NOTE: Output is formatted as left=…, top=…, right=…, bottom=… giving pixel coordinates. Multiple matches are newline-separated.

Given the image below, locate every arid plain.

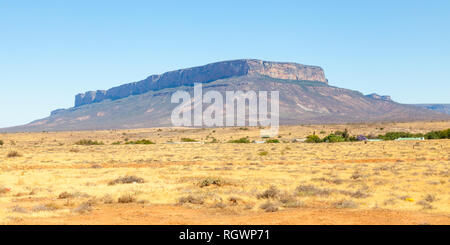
left=0, top=121, right=449, bottom=225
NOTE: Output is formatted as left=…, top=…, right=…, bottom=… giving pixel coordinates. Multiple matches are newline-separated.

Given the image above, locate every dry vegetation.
left=0, top=121, right=449, bottom=225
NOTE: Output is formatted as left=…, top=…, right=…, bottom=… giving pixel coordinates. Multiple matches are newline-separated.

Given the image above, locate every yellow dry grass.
left=0, top=121, right=449, bottom=225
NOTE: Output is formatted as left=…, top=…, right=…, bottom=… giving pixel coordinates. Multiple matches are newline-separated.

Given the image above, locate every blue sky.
left=1, top=0, right=449, bottom=128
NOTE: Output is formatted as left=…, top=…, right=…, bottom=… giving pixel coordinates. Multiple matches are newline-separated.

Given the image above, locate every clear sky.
left=1, top=0, right=449, bottom=128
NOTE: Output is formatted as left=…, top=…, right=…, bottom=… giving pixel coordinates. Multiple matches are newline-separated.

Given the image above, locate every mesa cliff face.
left=3, top=58, right=448, bottom=133
left=75, top=59, right=327, bottom=107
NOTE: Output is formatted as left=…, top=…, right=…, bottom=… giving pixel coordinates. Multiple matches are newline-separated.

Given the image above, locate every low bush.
left=0, top=140, right=3, bottom=146
left=228, top=138, right=251, bottom=143
left=357, top=135, right=367, bottom=141
left=178, top=195, right=204, bottom=205
left=258, top=151, right=269, bottom=156
left=72, top=202, right=93, bottom=214
left=322, top=134, right=345, bottom=143
left=377, top=132, right=424, bottom=141
left=108, top=176, right=145, bottom=185
left=424, top=128, right=450, bottom=139
left=296, top=185, right=331, bottom=197
left=181, top=138, right=197, bottom=142
left=305, top=135, right=321, bottom=143
left=125, top=139, right=155, bottom=144
left=7, top=151, right=22, bottom=158
left=58, top=192, right=74, bottom=199
left=260, top=201, right=279, bottom=212
left=118, top=194, right=136, bottom=203
left=333, top=200, right=359, bottom=209
left=199, top=178, right=224, bottom=188
left=75, top=139, right=104, bottom=145
left=32, top=203, right=60, bottom=212
left=265, top=139, right=280, bottom=143
left=257, top=186, right=280, bottom=199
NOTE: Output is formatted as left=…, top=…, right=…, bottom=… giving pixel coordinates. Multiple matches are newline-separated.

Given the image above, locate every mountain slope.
left=411, top=104, right=450, bottom=115
left=3, top=72, right=449, bottom=132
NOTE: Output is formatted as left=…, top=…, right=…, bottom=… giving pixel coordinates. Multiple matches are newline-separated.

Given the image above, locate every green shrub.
left=334, top=129, right=350, bottom=139
left=228, top=138, right=251, bottom=143
left=111, top=141, right=121, bottom=145
left=425, top=129, right=450, bottom=139
left=323, top=134, right=345, bottom=143
left=305, top=135, right=322, bottom=143
left=377, top=132, right=424, bottom=140
left=265, top=139, right=280, bottom=143
left=258, top=151, right=269, bottom=156
left=181, top=138, right=197, bottom=142
left=125, top=139, right=155, bottom=144
left=75, top=139, right=104, bottom=145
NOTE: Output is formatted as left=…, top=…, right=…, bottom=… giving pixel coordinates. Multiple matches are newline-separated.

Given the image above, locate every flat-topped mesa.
left=74, top=59, right=327, bottom=107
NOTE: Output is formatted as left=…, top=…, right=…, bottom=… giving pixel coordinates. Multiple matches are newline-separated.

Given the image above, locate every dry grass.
left=0, top=121, right=449, bottom=224
left=108, top=176, right=145, bottom=185
left=6, top=151, right=21, bottom=158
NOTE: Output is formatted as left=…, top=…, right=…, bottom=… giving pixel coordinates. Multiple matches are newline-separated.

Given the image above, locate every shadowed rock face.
left=74, top=59, right=327, bottom=107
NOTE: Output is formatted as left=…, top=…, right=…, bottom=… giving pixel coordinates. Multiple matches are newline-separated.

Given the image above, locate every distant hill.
left=411, top=104, right=450, bottom=115
left=2, top=59, right=449, bottom=132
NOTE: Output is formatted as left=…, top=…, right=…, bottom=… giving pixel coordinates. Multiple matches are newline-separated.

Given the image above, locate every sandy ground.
left=9, top=204, right=450, bottom=225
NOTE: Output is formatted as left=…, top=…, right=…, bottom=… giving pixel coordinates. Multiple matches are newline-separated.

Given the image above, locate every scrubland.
left=0, top=121, right=449, bottom=225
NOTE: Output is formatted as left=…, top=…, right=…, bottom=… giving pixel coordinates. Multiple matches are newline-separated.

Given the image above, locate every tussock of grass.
left=58, top=192, right=74, bottom=199
left=72, top=202, right=93, bottom=213
left=11, top=205, right=27, bottom=213
left=199, top=177, right=224, bottom=188
left=101, top=194, right=114, bottom=204
left=257, top=186, right=280, bottom=199
left=178, top=195, right=204, bottom=205
left=258, top=151, right=269, bottom=156
left=108, top=176, right=145, bottom=185
left=32, top=203, right=60, bottom=212
left=118, top=194, right=136, bottom=203
left=57, top=191, right=89, bottom=199
left=7, top=151, right=22, bottom=158
left=334, top=200, right=359, bottom=209
left=296, top=185, right=331, bottom=197
left=260, top=201, right=279, bottom=212
left=417, top=200, right=433, bottom=210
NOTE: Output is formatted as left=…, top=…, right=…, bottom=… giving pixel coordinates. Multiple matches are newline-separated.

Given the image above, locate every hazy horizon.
left=1, top=0, right=450, bottom=128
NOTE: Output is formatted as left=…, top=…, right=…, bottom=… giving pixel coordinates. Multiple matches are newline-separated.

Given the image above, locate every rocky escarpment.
left=365, top=93, right=392, bottom=102
left=75, top=59, right=327, bottom=107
